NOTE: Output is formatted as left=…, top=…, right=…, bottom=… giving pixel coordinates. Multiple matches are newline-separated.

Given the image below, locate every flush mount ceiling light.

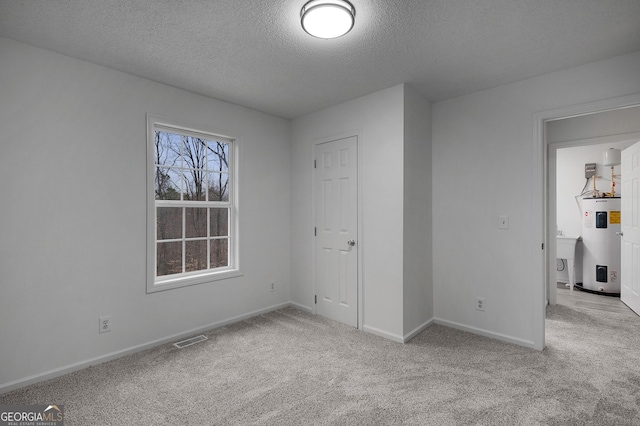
left=301, top=0, right=356, bottom=39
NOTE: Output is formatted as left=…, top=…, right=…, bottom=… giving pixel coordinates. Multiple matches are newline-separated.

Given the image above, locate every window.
left=147, top=115, right=239, bottom=292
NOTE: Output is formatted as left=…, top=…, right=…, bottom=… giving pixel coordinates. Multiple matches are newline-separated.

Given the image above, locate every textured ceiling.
left=1, top=0, right=640, bottom=119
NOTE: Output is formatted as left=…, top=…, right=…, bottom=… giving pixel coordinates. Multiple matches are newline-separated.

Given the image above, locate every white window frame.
left=146, top=114, right=241, bottom=293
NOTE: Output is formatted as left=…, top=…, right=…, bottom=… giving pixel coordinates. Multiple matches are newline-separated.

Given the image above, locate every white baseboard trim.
left=0, top=302, right=291, bottom=395
left=434, top=318, right=537, bottom=350
left=289, top=301, right=312, bottom=313
left=403, top=318, right=434, bottom=343
left=362, top=325, right=404, bottom=343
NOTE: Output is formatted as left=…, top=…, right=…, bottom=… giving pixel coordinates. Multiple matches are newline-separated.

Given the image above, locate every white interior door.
left=314, top=136, right=358, bottom=327
left=621, top=141, right=640, bottom=315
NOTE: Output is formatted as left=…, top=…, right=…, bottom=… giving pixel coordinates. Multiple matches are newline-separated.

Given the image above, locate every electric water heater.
left=581, top=197, right=621, bottom=295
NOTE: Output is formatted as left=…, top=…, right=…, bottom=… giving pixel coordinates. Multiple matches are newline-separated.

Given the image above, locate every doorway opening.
left=552, top=140, right=636, bottom=305
left=539, top=95, right=640, bottom=348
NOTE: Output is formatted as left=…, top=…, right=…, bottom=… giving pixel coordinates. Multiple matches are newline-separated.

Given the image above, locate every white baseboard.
left=362, top=325, right=404, bottom=343
left=403, top=318, right=434, bottom=343
left=0, top=302, right=291, bottom=395
left=434, top=318, right=537, bottom=349
left=1, top=306, right=540, bottom=394
left=364, top=319, right=434, bottom=344
left=289, top=301, right=312, bottom=313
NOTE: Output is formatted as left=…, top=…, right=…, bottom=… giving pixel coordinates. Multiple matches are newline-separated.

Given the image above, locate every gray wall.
left=547, top=105, right=640, bottom=143
left=3, top=34, right=640, bottom=391
left=403, top=85, right=433, bottom=336
left=0, top=38, right=292, bottom=391
left=291, top=84, right=433, bottom=342
left=432, top=51, right=640, bottom=349
left=291, top=85, right=406, bottom=340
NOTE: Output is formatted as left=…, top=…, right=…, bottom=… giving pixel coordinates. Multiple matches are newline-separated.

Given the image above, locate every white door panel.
left=314, top=136, right=358, bottom=327
left=621, top=141, right=640, bottom=315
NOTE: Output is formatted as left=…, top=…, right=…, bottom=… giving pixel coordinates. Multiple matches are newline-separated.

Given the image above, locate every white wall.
left=0, top=38, right=291, bottom=391
left=403, top=86, right=433, bottom=336
left=3, top=36, right=639, bottom=393
left=432, top=51, right=640, bottom=349
left=291, top=84, right=433, bottom=342
left=291, top=84, right=406, bottom=339
left=547, top=105, right=640, bottom=144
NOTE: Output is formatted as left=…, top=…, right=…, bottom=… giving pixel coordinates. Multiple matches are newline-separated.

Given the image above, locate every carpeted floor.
left=2, top=297, right=639, bottom=425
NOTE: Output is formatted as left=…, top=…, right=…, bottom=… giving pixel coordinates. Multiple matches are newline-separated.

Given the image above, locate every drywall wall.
left=432, top=50, right=640, bottom=349
left=290, top=84, right=433, bottom=342
left=0, top=38, right=291, bottom=391
left=547, top=105, right=640, bottom=144
left=402, top=85, right=433, bottom=337
left=291, top=84, right=406, bottom=340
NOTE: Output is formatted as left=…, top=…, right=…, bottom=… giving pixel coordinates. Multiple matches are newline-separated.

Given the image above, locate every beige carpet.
left=2, top=301, right=639, bottom=425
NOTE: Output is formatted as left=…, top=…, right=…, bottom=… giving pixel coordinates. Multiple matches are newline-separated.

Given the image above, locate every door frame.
left=311, top=131, right=364, bottom=329
left=533, top=92, right=640, bottom=350
left=620, top=141, right=640, bottom=315
left=548, top=134, right=640, bottom=300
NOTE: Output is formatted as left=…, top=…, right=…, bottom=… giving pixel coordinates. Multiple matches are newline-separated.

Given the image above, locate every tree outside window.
left=148, top=118, right=237, bottom=291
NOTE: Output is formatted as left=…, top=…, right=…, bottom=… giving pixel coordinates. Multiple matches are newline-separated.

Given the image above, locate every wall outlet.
left=269, top=281, right=275, bottom=292
left=99, top=315, right=111, bottom=333
left=476, top=298, right=485, bottom=312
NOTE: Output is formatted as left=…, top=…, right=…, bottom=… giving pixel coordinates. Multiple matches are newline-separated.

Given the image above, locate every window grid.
left=151, top=120, right=235, bottom=286
left=155, top=205, right=231, bottom=277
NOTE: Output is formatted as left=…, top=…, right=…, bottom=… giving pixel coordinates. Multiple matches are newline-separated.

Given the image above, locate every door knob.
left=347, top=240, right=356, bottom=247
left=616, top=232, right=624, bottom=237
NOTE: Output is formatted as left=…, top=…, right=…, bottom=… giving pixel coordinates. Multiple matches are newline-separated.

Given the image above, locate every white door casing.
left=314, top=136, right=358, bottom=327
left=621, top=141, right=640, bottom=315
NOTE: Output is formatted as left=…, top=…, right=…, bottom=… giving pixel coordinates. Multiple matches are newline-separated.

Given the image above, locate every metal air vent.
left=173, top=335, right=208, bottom=349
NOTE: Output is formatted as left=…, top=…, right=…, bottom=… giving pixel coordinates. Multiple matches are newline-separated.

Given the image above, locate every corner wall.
left=291, top=84, right=433, bottom=342
left=432, top=51, right=640, bottom=348
left=291, top=85, right=406, bottom=339
left=403, top=85, right=433, bottom=338
left=0, top=38, right=291, bottom=391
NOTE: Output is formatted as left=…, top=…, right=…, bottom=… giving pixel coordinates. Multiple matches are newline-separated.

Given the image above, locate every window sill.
left=147, top=268, right=243, bottom=293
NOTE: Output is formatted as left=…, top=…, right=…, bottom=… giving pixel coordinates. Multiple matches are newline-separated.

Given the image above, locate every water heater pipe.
left=591, top=174, right=600, bottom=198
left=607, top=166, right=620, bottom=197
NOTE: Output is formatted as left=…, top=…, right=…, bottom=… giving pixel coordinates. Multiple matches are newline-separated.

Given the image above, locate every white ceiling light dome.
left=301, top=0, right=356, bottom=39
